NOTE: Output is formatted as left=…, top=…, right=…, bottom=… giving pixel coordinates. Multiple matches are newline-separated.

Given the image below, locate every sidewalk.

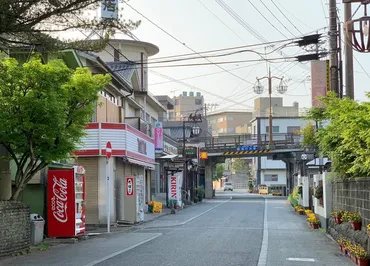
left=265, top=199, right=353, bottom=266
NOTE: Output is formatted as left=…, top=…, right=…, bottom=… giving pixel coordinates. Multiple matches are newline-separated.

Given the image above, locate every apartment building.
left=74, top=40, right=167, bottom=225
left=169, top=91, right=204, bottom=121
left=253, top=97, right=299, bottom=117
left=207, top=111, right=253, bottom=136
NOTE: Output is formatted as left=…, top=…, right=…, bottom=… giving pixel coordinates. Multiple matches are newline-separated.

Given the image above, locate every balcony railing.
left=125, top=117, right=153, bottom=137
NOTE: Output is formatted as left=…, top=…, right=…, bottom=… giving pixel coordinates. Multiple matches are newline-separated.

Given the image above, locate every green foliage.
left=195, top=185, right=205, bottom=201
left=1, top=1, right=140, bottom=51
left=313, top=92, right=370, bottom=178
left=0, top=56, right=111, bottom=199
left=232, top=158, right=251, bottom=176
left=301, top=123, right=317, bottom=148
left=214, top=164, right=224, bottom=181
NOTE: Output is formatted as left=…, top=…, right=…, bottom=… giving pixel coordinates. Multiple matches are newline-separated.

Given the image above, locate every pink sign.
left=311, top=60, right=329, bottom=106
left=154, top=122, right=163, bottom=153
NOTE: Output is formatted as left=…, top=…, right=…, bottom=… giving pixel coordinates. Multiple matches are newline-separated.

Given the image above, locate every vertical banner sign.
left=100, top=0, right=118, bottom=20
left=326, top=60, right=331, bottom=92
left=169, top=176, right=177, bottom=200
left=311, top=60, right=328, bottom=107
left=106, top=141, right=112, bottom=233
left=154, top=121, right=163, bottom=153
left=126, top=177, right=134, bottom=196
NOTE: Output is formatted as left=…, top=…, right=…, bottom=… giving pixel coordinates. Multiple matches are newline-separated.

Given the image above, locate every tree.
left=232, top=158, right=251, bottom=176
left=301, top=123, right=317, bottom=148
left=0, top=56, right=111, bottom=200
left=214, top=164, right=225, bottom=181
left=0, top=0, right=140, bottom=51
left=314, top=92, right=370, bottom=179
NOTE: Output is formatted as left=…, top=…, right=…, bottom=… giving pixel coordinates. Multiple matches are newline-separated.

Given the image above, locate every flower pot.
left=334, top=216, right=343, bottom=224
left=351, top=221, right=362, bottom=231
left=357, top=257, right=369, bottom=266
left=299, top=211, right=305, bottom=215
left=312, top=223, right=319, bottom=229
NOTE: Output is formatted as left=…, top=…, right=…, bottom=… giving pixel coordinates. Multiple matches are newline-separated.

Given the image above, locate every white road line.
left=257, top=198, right=268, bottom=266
left=287, top=258, right=315, bottom=262
left=83, top=233, right=162, bottom=266
left=179, top=197, right=232, bottom=225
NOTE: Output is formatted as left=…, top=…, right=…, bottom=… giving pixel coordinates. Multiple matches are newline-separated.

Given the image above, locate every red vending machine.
left=47, top=165, right=86, bottom=237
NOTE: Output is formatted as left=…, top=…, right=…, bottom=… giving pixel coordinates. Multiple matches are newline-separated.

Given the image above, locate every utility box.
left=30, top=214, right=45, bottom=245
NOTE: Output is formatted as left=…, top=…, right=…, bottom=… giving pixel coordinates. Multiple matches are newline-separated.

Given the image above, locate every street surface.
left=1, top=190, right=352, bottom=266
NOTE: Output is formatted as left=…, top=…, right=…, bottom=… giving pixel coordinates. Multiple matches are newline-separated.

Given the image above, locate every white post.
left=106, top=158, right=111, bottom=233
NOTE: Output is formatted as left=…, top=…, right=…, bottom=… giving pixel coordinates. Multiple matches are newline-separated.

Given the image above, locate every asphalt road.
left=96, top=191, right=264, bottom=266
left=1, top=189, right=353, bottom=266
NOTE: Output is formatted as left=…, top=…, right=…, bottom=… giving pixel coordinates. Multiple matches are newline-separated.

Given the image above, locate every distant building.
left=169, top=91, right=204, bottom=121
left=253, top=97, right=299, bottom=117
left=207, top=111, right=253, bottom=136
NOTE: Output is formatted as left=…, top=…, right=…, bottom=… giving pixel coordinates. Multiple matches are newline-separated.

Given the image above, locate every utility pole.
left=344, top=2, right=355, bottom=99
left=254, top=68, right=287, bottom=146
left=329, top=0, right=339, bottom=95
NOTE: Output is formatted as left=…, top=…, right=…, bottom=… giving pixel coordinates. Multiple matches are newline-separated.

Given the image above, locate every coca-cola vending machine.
left=47, top=165, right=86, bottom=237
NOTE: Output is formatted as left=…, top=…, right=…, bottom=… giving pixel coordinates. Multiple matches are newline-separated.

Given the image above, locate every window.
left=212, top=130, right=216, bottom=135
left=168, top=112, right=174, bottom=120
left=175, top=99, right=179, bottom=105
left=227, top=128, right=234, bottom=133
left=266, top=126, right=279, bottom=133
left=264, top=174, right=278, bottom=182
left=287, top=126, right=301, bottom=135
left=227, top=116, right=233, bottom=121
left=114, top=49, right=121, bottom=62
left=99, top=90, right=117, bottom=105
left=217, top=117, right=224, bottom=123
left=217, top=128, right=224, bottom=133
left=195, top=99, right=202, bottom=105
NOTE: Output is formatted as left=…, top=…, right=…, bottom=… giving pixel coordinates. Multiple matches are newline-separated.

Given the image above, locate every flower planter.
left=334, top=216, right=343, bottom=224
left=351, top=221, right=362, bottom=231
left=357, top=257, right=369, bottom=266
left=311, top=223, right=319, bottom=229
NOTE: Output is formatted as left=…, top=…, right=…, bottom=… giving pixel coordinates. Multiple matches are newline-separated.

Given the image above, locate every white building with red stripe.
left=73, top=40, right=166, bottom=225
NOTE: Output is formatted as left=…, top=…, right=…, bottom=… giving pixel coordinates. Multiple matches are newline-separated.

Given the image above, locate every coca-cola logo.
left=51, top=176, right=68, bottom=223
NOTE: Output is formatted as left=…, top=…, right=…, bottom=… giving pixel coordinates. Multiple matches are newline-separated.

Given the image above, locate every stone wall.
left=0, top=201, right=31, bottom=257
left=328, top=178, right=370, bottom=253
left=332, top=178, right=370, bottom=228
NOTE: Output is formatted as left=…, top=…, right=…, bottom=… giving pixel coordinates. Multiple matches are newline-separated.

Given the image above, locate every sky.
left=84, top=0, right=370, bottom=112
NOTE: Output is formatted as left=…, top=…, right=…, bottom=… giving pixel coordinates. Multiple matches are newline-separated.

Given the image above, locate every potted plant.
left=195, top=186, right=205, bottom=202
left=355, top=245, right=369, bottom=266
left=314, top=184, right=323, bottom=205
left=337, top=237, right=345, bottom=253
left=306, top=215, right=320, bottom=229
left=350, top=212, right=362, bottom=230
left=194, top=196, right=199, bottom=203
left=332, top=210, right=343, bottom=224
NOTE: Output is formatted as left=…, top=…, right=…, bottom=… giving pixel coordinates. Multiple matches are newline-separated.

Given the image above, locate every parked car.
left=224, top=182, right=233, bottom=191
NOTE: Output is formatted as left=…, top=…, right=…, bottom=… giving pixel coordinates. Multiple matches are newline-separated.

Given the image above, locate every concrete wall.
left=0, top=201, right=31, bottom=257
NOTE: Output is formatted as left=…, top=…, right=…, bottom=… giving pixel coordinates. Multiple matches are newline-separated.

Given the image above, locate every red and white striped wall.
left=74, top=123, right=155, bottom=164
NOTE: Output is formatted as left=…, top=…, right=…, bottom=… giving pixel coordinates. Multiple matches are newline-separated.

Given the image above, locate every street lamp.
left=254, top=68, right=288, bottom=146
left=182, top=114, right=202, bottom=202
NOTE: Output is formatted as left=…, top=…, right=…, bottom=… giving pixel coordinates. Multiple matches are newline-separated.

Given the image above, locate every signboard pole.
left=106, top=141, right=112, bottom=233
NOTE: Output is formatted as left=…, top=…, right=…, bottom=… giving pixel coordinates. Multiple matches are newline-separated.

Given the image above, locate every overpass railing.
left=197, top=133, right=303, bottom=152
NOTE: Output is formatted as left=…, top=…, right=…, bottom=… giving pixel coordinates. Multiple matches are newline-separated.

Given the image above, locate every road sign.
left=106, top=141, right=112, bottom=159
left=200, top=151, right=208, bottom=160
left=236, top=145, right=258, bottom=151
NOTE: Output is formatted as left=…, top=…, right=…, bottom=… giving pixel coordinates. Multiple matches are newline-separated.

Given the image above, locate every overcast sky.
left=85, top=1, right=370, bottom=111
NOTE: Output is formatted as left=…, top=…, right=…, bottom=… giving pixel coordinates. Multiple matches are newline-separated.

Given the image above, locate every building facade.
left=207, top=111, right=253, bottom=136
left=74, top=40, right=167, bottom=225
left=253, top=97, right=299, bottom=117
left=169, top=91, right=204, bottom=121
left=250, top=116, right=308, bottom=190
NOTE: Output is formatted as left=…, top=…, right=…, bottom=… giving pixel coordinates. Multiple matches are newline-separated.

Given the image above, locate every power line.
left=124, top=1, right=257, bottom=85
left=259, top=0, right=296, bottom=37
left=196, top=0, right=248, bottom=44
left=149, top=62, right=265, bottom=86
left=270, top=0, right=304, bottom=35
left=247, top=0, right=290, bottom=39
left=273, top=1, right=315, bottom=31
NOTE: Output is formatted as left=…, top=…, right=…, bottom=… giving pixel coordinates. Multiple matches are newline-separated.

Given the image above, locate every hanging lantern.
left=253, top=80, right=264, bottom=94
left=345, top=1, right=370, bottom=52
left=276, top=80, right=288, bottom=94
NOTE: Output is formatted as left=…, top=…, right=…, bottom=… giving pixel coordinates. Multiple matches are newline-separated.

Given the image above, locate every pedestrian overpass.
left=198, top=133, right=305, bottom=199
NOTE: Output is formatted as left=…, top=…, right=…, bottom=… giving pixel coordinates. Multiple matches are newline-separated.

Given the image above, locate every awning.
left=126, top=157, right=156, bottom=170
left=159, top=154, right=178, bottom=160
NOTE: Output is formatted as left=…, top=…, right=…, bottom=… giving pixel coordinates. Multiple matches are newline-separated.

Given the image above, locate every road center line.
left=257, top=198, right=268, bottom=266
left=180, top=197, right=232, bottom=225
left=83, top=233, right=162, bottom=266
